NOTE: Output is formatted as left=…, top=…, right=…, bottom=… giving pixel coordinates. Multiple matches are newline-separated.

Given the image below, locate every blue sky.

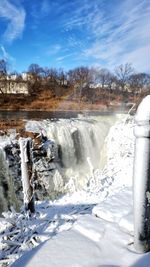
left=0, top=0, right=150, bottom=73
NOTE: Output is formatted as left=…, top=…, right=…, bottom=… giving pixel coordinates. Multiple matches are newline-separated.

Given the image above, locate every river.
left=0, top=110, right=119, bottom=120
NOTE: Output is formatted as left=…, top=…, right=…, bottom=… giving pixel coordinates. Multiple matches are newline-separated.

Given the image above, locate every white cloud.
left=0, top=0, right=26, bottom=43
left=46, top=44, right=62, bottom=56
left=121, top=44, right=150, bottom=73
left=63, top=0, right=103, bottom=30
left=60, top=0, right=150, bottom=72
left=56, top=53, right=74, bottom=62
left=0, top=45, right=9, bottom=59
left=82, top=0, right=150, bottom=71
left=0, top=45, right=16, bottom=71
left=31, top=0, right=51, bottom=20
left=41, top=0, right=51, bottom=16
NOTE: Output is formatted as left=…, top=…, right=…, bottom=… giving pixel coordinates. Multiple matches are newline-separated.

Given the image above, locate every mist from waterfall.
left=47, top=118, right=110, bottom=174
left=25, top=115, right=117, bottom=192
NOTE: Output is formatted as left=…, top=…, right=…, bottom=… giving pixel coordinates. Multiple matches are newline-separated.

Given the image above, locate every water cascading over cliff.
left=0, top=115, right=117, bottom=213
left=47, top=119, right=106, bottom=169
left=25, top=116, right=116, bottom=195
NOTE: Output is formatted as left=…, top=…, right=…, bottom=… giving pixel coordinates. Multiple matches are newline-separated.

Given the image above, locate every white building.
left=0, top=78, right=28, bottom=94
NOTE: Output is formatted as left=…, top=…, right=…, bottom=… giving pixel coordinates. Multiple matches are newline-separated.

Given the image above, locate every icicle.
left=19, top=137, right=35, bottom=214
left=87, top=157, right=94, bottom=179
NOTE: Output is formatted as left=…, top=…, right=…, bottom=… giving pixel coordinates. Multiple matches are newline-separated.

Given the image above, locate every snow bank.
left=11, top=187, right=144, bottom=267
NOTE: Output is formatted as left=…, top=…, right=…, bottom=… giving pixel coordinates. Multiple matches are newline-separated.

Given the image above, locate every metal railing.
left=133, top=95, right=150, bottom=252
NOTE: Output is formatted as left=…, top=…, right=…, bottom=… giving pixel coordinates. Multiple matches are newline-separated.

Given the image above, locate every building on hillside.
left=21, top=72, right=33, bottom=81
left=7, top=74, right=18, bottom=80
left=89, top=82, right=116, bottom=90
left=0, top=78, right=28, bottom=94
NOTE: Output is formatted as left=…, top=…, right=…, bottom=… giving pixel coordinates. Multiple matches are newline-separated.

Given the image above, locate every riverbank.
left=0, top=118, right=25, bottom=131
left=0, top=87, right=140, bottom=113
left=0, top=99, right=126, bottom=112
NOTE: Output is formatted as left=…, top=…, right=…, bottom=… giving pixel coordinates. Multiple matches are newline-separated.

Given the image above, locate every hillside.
left=0, top=88, right=146, bottom=112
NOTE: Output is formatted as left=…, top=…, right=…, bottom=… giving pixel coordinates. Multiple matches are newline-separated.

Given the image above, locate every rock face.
left=0, top=132, right=64, bottom=213
left=0, top=149, right=10, bottom=214
left=31, top=136, right=64, bottom=200
left=3, top=142, right=22, bottom=211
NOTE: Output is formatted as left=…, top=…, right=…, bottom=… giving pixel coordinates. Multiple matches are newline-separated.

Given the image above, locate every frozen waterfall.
left=25, top=116, right=117, bottom=193
left=0, top=115, right=117, bottom=214
left=46, top=118, right=109, bottom=169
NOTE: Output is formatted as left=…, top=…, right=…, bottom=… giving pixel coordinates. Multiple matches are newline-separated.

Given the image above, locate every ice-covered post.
left=134, top=95, right=150, bottom=253
left=19, top=137, right=35, bottom=214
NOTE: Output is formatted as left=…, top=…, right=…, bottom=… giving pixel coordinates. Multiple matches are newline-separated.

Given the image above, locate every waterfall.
left=46, top=118, right=110, bottom=169
left=0, top=115, right=117, bottom=213
left=36, top=116, right=116, bottom=192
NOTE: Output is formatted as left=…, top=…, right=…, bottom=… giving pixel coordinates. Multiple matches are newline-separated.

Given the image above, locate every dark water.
left=0, top=110, right=112, bottom=120
left=0, top=110, right=122, bottom=121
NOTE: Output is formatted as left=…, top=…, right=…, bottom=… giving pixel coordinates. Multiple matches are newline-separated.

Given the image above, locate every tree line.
left=0, top=59, right=150, bottom=102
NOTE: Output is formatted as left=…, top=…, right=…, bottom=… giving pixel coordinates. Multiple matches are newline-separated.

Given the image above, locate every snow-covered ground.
left=1, top=116, right=150, bottom=267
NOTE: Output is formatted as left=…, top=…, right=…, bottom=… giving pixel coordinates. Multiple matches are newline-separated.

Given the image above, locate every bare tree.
left=68, top=66, right=91, bottom=102
left=41, top=67, right=65, bottom=97
left=94, top=68, right=116, bottom=90
left=57, top=69, right=67, bottom=86
left=129, top=73, right=150, bottom=94
left=115, top=63, right=134, bottom=91
left=0, top=59, right=8, bottom=76
left=68, top=66, right=91, bottom=85
left=28, top=64, right=43, bottom=81
left=94, top=68, right=111, bottom=89
left=0, top=59, right=8, bottom=94
left=27, top=64, right=43, bottom=94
